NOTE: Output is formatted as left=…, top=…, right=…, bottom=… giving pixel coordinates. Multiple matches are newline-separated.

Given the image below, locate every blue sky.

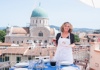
left=0, top=0, right=100, bottom=29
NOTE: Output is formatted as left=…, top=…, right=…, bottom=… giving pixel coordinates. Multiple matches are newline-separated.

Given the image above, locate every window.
left=43, top=20, right=45, bottom=23
left=13, top=41, right=14, bottom=43
left=0, top=58, right=2, bottom=62
left=16, top=57, right=21, bottom=63
left=36, top=20, right=37, bottom=23
left=95, top=43, right=100, bottom=52
left=44, top=40, right=47, bottom=43
left=38, top=31, right=43, bottom=37
left=2, top=57, right=4, bottom=62
left=40, top=20, right=41, bottom=23
left=17, top=41, right=19, bottom=44
left=46, top=20, right=48, bottom=24
left=39, top=40, right=42, bottom=43
left=99, top=44, right=100, bottom=50
left=21, top=41, right=23, bottom=43
left=33, top=20, right=34, bottom=23
left=93, top=36, right=96, bottom=38
left=28, top=57, right=32, bottom=60
left=5, top=56, right=9, bottom=61
left=5, top=68, right=9, bottom=70
left=34, top=40, right=36, bottom=43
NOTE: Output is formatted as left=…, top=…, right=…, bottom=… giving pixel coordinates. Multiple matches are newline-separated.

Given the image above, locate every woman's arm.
left=54, top=33, right=61, bottom=47
left=70, top=33, right=76, bottom=48
left=69, top=43, right=76, bottom=48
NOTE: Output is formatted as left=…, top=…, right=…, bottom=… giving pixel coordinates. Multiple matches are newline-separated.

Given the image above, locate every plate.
left=14, top=62, right=29, bottom=68
left=15, top=68, right=28, bottom=70
left=61, top=66, right=78, bottom=70
left=43, top=59, right=50, bottom=63
left=60, top=61, right=72, bottom=65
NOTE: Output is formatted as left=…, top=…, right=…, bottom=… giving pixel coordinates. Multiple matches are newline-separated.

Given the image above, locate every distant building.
left=93, top=29, right=100, bottom=34
left=0, top=46, right=56, bottom=66
left=87, top=34, right=100, bottom=42
left=89, top=42, right=100, bottom=70
left=5, top=7, right=58, bottom=46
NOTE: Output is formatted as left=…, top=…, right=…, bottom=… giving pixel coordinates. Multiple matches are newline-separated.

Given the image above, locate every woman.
left=53, top=22, right=75, bottom=64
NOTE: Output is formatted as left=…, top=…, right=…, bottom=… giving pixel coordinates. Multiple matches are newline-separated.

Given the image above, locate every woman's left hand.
left=69, top=44, right=75, bottom=48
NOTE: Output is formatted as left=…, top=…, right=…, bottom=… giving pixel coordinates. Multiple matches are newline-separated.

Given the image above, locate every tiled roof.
left=80, top=38, right=87, bottom=39
left=2, top=46, right=56, bottom=56
left=0, top=50, right=4, bottom=55
left=0, top=43, right=12, bottom=46
left=87, top=34, right=100, bottom=36
left=3, top=47, right=28, bottom=55
left=24, top=47, right=48, bottom=56
left=12, top=27, right=29, bottom=34
left=24, top=47, right=56, bottom=56
left=50, top=28, right=55, bottom=35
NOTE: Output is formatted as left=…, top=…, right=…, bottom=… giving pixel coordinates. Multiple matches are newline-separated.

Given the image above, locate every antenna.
left=39, top=2, right=41, bottom=7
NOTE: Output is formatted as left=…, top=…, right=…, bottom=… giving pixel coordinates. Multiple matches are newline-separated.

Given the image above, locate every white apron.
left=53, top=33, right=73, bottom=64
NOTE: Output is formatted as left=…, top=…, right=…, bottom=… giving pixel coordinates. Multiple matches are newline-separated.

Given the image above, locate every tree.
left=74, top=34, right=80, bottom=42
left=0, top=30, right=6, bottom=42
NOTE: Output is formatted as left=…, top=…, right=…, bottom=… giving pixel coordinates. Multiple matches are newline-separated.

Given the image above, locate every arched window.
left=34, top=40, right=36, bottom=43
left=21, top=41, right=23, bottom=43
left=43, top=20, right=44, bottom=23
left=13, top=41, right=15, bottom=43
left=36, top=20, right=37, bottom=23
left=38, top=31, right=43, bottom=37
left=17, top=41, right=19, bottom=44
left=44, top=40, right=47, bottom=43
left=33, top=20, right=34, bottom=23
left=40, top=20, right=41, bottom=23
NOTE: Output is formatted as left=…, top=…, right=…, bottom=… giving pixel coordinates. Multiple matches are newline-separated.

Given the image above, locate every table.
left=44, top=63, right=79, bottom=70
left=9, top=62, right=80, bottom=70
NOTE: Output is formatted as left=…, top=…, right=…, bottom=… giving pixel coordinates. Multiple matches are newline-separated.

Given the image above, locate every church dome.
left=31, top=7, right=48, bottom=18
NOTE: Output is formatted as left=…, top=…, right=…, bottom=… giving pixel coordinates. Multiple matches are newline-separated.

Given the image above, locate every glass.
left=50, top=58, right=56, bottom=67
left=56, top=61, right=61, bottom=70
left=28, top=60, right=36, bottom=70
left=52, top=38, right=56, bottom=46
left=35, top=58, right=47, bottom=70
left=50, top=61, right=56, bottom=66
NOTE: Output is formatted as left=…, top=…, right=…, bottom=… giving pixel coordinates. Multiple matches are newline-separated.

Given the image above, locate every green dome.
left=31, top=7, right=48, bottom=18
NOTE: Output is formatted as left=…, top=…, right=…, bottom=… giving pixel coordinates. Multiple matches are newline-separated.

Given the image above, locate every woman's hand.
left=69, top=43, right=75, bottom=48
left=52, top=38, right=57, bottom=46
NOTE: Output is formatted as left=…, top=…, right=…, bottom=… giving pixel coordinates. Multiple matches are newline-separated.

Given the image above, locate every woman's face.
left=63, top=23, right=70, bottom=32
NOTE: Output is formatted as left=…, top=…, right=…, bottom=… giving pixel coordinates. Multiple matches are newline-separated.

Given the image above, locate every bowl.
left=50, top=61, right=56, bottom=66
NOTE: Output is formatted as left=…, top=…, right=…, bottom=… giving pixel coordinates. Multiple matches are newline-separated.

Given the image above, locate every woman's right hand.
left=52, top=38, right=57, bottom=46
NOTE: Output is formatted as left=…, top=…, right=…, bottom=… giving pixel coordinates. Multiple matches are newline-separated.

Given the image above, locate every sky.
left=0, top=0, right=100, bottom=29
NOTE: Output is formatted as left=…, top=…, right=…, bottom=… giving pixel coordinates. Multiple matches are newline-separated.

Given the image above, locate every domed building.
left=5, top=7, right=58, bottom=46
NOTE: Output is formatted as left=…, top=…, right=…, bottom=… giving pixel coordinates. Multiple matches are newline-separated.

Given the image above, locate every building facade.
left=89, top=42, right=100, bottom=70
left=5, top=7, right=58, bottom=46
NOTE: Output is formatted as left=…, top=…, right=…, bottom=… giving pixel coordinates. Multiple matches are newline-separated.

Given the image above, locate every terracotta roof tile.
left=87, top=34, right=100, bottom=36
left=0, top=50, right=3, bottom=55
left=3, top=47, right=28, bottom=55
left=0, top=43, right=12, bottom=46
left=24, top=47, right=56, bottom=56
left=50, top=28, right=55, bottom=35
left=12, top=27, right=29, bottom=34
